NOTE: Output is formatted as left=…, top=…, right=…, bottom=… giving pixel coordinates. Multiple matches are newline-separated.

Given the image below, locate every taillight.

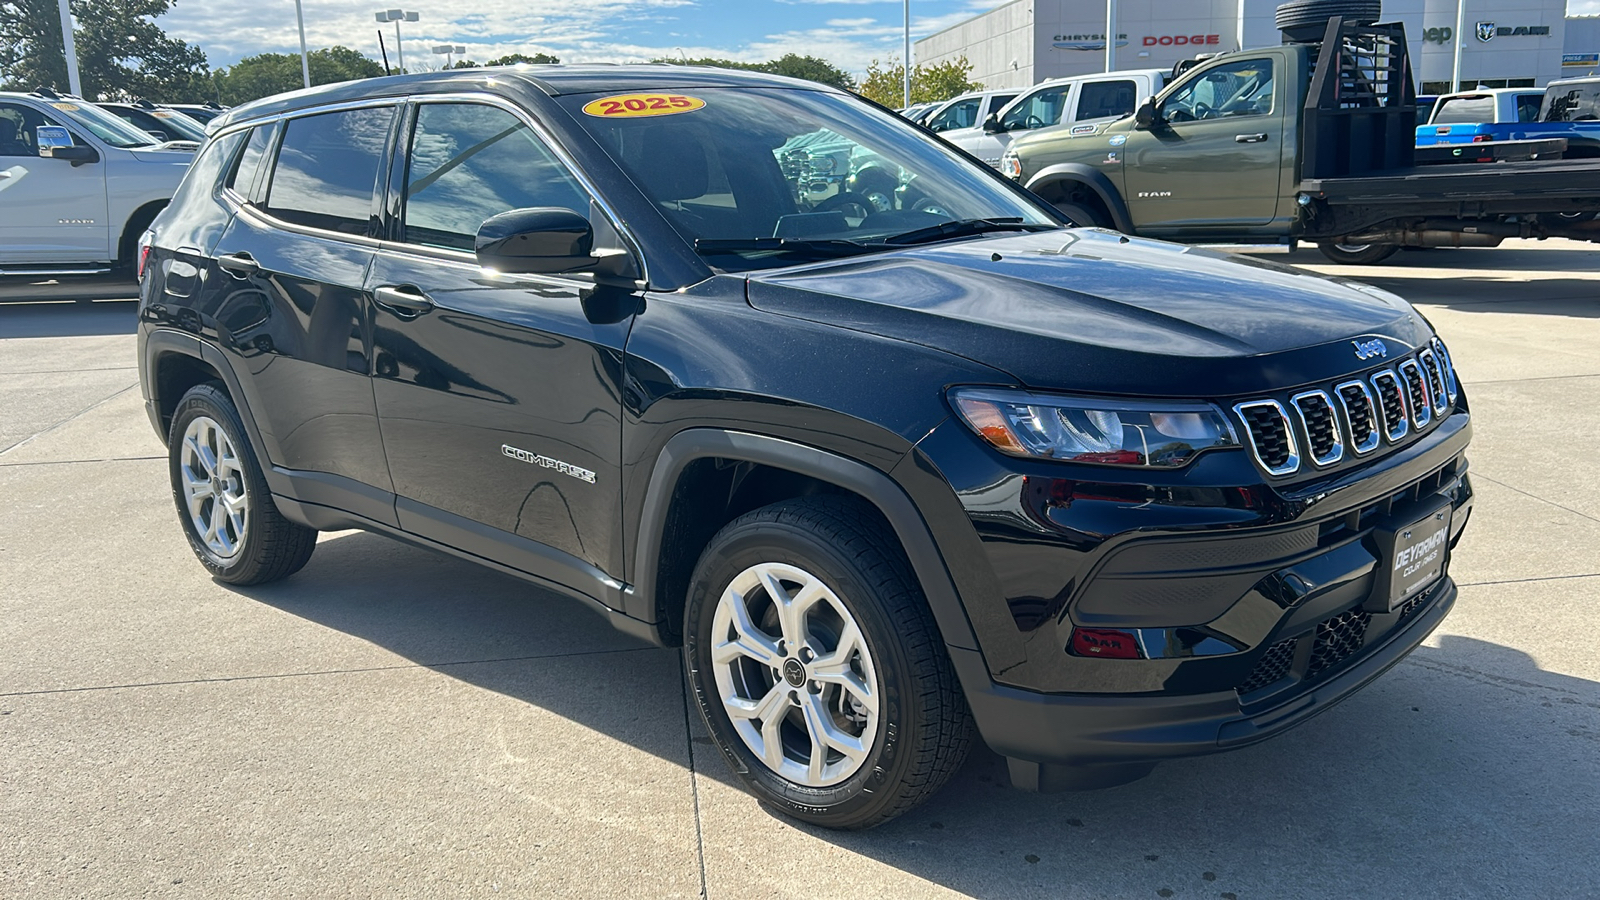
left=136, top=231, right=154, bottom=279
left=1069, top=627, right=1144, bottom=659
left=1472, top=134, right=1488, bottom=143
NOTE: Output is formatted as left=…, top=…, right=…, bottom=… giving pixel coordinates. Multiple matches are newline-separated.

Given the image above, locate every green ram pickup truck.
left=1001, top=17, right=1600, bottom=264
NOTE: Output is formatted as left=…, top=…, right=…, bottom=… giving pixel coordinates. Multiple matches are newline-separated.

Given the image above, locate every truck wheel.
left=168, top=383, right=317, bottom=585
left=1275, top=0, right=1381, bottom=40
left=683, top=496, right=972, bottom=830
left=1316, top=242, right=1400, bottom=265
left=1055, top=201, right=1109, bottom=229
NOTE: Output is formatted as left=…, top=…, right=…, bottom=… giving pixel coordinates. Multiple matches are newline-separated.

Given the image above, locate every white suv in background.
left=922, top=89, right=1019, bottom=137
left=0, top=90, right=193, bottom=276
left=941, top=69, right=1171, bottom=167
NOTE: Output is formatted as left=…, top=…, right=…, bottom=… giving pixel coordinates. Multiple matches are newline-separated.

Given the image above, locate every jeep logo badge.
left=1352, top=337, right=1388, bottom=360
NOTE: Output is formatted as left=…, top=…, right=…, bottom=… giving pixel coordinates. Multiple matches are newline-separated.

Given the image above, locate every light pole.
left=1452, top=0, right=1466, bottom=92
left=375, top=9, right=419, bottom=73
left=902, top=0, right=915, bottom=108
left=1105, top=0, right=1117, bottom=74
left=433, top=44, right=466, bottom=69
left=55, top=0, right=82, bottom=96
left=294, top=0, right=310, bottom=88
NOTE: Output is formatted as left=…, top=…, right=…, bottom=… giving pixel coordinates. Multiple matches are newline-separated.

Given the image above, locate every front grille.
left=1335, top=380, right=1380, bottom=454
left=1291, top=390, right=1343, bottom=466
left=1398, top=360, right=1433, bottom=429
left=1307, top=608, right=1372, bottom=679
left=1234, top=401, right=1299, bottom=475
left=1237, top=638, right=1298, bottom=694
left=1418, top=349, right=1449, bottom=416
left=1370, top=370, right=1410, bottom=442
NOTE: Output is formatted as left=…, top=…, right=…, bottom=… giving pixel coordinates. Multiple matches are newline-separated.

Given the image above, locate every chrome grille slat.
left=1418, top=348, right=1449, bottom=415
left=1431, top=337, right=1458, bottom=402
left=1232, top=400, right=1300, bottom=476
left=1334, top=379, right=1381, bottom=455
left=1398, top=359, right=1433, bottom=429
left=1290, top=389, right=1343, bottom=466
left=1369, top=369, right=1409, bottom=443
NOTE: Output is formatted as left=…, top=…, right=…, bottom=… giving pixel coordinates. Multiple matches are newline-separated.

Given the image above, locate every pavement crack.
left=0, top=381, right=140, bottom=456
left=1458, top=573, right=1600, bottom=588
left=1405, top=657, right=1600, bottom=709
left=1464, top=372, right=1600, bottom=387
left=680, top=665, right=711, bottom=900
left=0, top=454, right=164, bottom=468
left=0, top=646, right=660, bottom=698
left=1473, top=473, right=1600, bottom=526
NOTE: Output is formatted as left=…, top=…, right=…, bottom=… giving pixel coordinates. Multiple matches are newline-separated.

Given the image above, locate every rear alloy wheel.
left=1317, top=241, right=1400, bottom=265
left=168, top=383, right=317, bottom=585
left=685, top=497, right=972, bottom=829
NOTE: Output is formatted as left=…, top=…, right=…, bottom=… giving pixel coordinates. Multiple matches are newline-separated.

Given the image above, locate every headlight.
left=999, top=150, right=1021, bottom=179
left=950, top=388, right=1239, bottom=468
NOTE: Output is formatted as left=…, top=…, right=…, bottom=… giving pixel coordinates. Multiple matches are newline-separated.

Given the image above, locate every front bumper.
left=952, top=574, right=1454, bottom=771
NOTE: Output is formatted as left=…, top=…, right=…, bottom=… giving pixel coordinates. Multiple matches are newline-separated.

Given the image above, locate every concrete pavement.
left=2, top=240, right=1597, bottom=898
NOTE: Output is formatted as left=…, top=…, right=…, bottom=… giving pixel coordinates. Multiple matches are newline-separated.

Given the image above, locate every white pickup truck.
left=0, top=90, right=194, bottom=276
left=941, top=68, right=1170, bottom=167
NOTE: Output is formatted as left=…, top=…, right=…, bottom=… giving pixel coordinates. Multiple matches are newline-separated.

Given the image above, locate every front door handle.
left=217, top=253, right=260, bottom=276
left=1235, top=133, right=1269, bottom=143
left=373, top=284, right=435, bottom=315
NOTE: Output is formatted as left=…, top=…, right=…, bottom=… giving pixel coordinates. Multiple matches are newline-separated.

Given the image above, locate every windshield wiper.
left=693, top=237, right=877, bottom=259
left=878, top=217, right=1054, bottom=246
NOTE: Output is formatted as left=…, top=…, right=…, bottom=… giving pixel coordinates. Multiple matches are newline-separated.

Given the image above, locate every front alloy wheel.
left=710, top=562, right=880, bottom=788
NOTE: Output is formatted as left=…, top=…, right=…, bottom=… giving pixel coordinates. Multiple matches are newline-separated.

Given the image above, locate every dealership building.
left=916, top=0, right=1591, bottom=95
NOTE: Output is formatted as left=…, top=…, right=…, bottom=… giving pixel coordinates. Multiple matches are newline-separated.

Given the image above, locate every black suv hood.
left=746, top=229, right=1435, bottom=398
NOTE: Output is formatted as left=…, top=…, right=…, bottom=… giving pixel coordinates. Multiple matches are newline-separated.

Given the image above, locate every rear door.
left=1121, top=56, right=1284, bottom=230
left=206, top=104, right=398, bottom=522
left=0, top=100, right=110, bottom=265
left=367, top=97, right=638, bottom=591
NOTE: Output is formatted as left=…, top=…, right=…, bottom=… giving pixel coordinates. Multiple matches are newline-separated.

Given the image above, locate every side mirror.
left=36, top=125, right=98, bottom=165
left=1134, top=99, right=1159, bottom=130
left=475, top=207, right=637, bottom=281
left=982, top=113, right=1007, bottom=134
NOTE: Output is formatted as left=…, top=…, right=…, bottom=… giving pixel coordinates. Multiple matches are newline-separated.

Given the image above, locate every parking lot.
left=2, top=240, right=1597, bottom=899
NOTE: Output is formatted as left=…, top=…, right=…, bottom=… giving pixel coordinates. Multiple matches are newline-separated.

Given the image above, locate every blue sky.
left=161, top=0, right=1012, bottom=77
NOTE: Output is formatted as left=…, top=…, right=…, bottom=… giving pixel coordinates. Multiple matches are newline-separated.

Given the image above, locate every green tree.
left=485, top=52, right=559, bottom=66
left=858, top=56, right=982, bottom=107
left=650, top=53, right=853, bottom=91
left=0, top=0, right=210, bottom=102
left=213, top=46, right=384, bottom=105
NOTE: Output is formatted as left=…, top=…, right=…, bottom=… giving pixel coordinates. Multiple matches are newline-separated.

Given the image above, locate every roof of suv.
left=213, top=65, right=843, bottom=131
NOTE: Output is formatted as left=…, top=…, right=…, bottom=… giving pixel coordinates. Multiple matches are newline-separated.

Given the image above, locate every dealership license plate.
left=1387, top=506, right=1453, bottom=607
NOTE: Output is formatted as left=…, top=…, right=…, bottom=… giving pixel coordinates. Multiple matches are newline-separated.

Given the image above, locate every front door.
left=0, top=101, right=110, bottom=264
left=205, top=105, right=397, bottom=520
left=1121, top=56, right=1283, bottom=231
left=369, top=99, right=637, bottom=591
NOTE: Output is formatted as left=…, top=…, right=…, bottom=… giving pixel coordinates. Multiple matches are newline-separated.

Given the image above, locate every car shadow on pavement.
left=0, top=298, right=138, bottom=338
left=232, top=532, right=1600, bottom=899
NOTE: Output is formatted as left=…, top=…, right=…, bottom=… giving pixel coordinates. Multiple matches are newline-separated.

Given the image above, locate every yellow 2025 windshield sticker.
left=582, top=93, right=706, bottom=118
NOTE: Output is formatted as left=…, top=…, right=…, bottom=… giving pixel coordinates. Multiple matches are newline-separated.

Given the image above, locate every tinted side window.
left=402, top=103, right=589, bottom=251
left=928, top=99, right=980, bottom=131
left=0, top=103, right=34, bottom=156
left=1002, top=86, right=1070, bottom=130
left=1432, top=96, right=1494, bottom=125
left=1515, top=94, right=1543, bottom=123
left=1164, top=59, right=1274, bottom=122
left=227, top=125, right=272, bottom=197
left=1076, top=80, right=1138, bottom=120
left=265, top=107, right=393, bottom=234
left=1544, top=85, right=1600, bottom=122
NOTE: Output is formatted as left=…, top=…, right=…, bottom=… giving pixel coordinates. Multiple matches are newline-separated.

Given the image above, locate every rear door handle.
left=373, top=284, right=435, bottom=315
left=1235, top=133, right=1269, bottom=143
left=217, top=253, right=260, bottom=276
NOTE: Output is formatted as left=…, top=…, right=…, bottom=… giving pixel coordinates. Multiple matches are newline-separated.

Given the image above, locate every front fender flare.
left=1025, top=163, right=1134, bottom=232
left=630, top=428, right=981, bottom=653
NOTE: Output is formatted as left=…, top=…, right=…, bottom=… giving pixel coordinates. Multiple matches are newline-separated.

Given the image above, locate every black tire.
left=1275, top=0, right=1381, bottom=40
left=1055, top=201, right=1109, bottom=229
left=684, top=496, right=972, bottom=829
left=167, top=383, right=317, bottom=585
left=1316, top=241, right=1400, bottom=265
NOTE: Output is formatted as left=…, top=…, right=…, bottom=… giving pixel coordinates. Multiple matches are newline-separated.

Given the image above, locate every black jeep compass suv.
left=136, top=66, right=1473, bottom=829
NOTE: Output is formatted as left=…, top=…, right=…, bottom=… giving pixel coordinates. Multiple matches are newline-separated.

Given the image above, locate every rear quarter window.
left=264, top=106, right=394, bottom=235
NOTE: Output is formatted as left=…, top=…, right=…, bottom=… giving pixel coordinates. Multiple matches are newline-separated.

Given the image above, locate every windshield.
left=110, top=105, right=207, bottom=142
left=561, top=87, right=1057, bottom=271
left=41, top=100, right=160, bottom=148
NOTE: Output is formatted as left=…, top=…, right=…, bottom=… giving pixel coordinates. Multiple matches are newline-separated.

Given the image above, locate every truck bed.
left=1303, top=159, right=1600, bottom=204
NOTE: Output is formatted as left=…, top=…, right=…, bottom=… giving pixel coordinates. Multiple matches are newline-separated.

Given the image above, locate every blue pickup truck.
left=1417, top=80, right=1600, bottom=158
